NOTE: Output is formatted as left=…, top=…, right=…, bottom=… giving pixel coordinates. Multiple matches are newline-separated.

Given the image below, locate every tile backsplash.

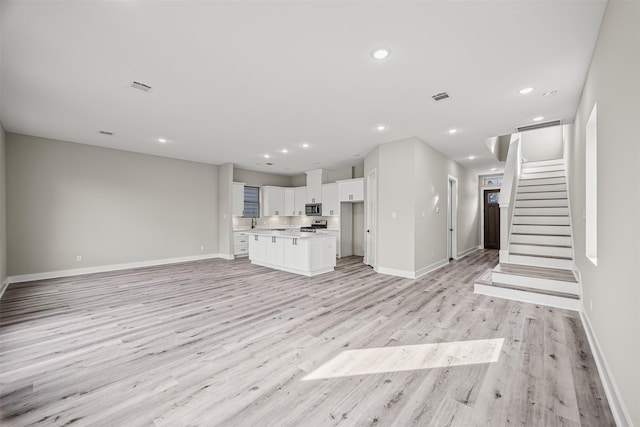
left=233, top=216, right=339, bottom=229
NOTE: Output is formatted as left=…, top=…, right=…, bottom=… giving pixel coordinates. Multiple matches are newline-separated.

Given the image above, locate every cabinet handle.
left=254, top=235, right=258, bottom=241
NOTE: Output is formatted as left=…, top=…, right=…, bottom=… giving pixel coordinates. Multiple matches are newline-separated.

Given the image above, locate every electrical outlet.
left=76, top=255, right=82, bottom=263
left=200, top=245, right=205, bottom=251
left=391, top=212, right=397, bottom=219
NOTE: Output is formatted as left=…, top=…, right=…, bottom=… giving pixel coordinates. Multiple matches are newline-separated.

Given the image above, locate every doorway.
left=447, top=176, right=458, bottom=261
left=365, top=169, right=377, bottom=268
left=484, top=189, right=500, bottom=249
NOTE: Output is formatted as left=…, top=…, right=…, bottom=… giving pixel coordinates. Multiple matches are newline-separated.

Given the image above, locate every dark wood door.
left=484, top=189, right=500, bottom=249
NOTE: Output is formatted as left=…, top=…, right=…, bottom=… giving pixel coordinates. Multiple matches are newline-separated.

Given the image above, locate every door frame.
left=365, top=168, right=377, bottom=269
left=480, top=177, right=502, bottom=249
left=447, top=175, right=458, bottom=260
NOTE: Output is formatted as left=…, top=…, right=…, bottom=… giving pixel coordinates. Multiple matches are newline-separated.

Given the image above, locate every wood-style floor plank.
left=0, top=251, right=614, bottom=426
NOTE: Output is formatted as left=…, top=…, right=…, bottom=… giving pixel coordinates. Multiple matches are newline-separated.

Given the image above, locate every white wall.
left=7, top=134, right=220, bottom=276
left=520, top=125, right=563, bottom=162
left=0, top=123, right=6, bottom=286
left=565, top=1, right=639, bottom=425
left=218, top=163, right=234, bottom=258
left=365, top=137, right=479, bottom=276
left=352, top=202, right=364, bottom=256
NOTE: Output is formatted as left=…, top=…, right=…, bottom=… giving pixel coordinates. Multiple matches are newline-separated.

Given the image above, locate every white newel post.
left=498, top=135, right=522, bottom=264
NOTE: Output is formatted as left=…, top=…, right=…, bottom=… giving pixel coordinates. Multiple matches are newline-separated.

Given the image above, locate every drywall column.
left=0, top=123, right=7, bottom=287
left=218, top=163, right=234, bottom=259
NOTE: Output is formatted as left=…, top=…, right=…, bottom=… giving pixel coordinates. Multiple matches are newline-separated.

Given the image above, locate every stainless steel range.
left=300, top=219, right=327, bottom=233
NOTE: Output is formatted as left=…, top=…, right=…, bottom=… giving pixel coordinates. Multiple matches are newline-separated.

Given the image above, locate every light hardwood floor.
left=0, top=250, right=614, bottom=426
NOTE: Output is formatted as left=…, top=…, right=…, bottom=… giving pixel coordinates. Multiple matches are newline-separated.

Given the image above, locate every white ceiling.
left=0, top=1, right=607, bottom=175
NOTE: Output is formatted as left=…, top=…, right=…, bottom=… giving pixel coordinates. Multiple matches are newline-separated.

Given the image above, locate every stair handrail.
left=498, top=134, right=522, bottom=263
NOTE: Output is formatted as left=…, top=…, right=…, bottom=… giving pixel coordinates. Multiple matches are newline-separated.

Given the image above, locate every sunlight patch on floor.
left=303, top=338, right=504, bottom=380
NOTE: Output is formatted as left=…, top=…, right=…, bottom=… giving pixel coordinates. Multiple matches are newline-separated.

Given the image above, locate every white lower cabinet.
left=233, top=232, right=249, bottom=257
left=265, top=236, right=284, bottom=265
left=248, top=234, right=267, bottom=263
left=284, top=238, right=309, bottom=271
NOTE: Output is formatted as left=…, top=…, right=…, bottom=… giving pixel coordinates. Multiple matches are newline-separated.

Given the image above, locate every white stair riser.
left=474, top=283, right=580, bottom=311
left=519, top=177, right=566, bottom=186
left=510, top=244, right=573, bottom=258
left=518, top=178, right=567, bottom=189
left=507, top=254, right=574, bottom=270
left=512, top=225, right=571, bottom=235
left=511, top=234, right=572, bottom=246
left=522, top=159, right=564, bottom=168
left=492, top=272, right=579, bottom=295
left=513, top=216, right=570, bottom=225
left=515, top=207, right=569, bottom=216
left=521, top=171, right=566, bottom=180
left=515, top=199, right=568, bottom=208
left=521, top=165, right=565, bottom=174
left=517, top=191, right=568, bottom=200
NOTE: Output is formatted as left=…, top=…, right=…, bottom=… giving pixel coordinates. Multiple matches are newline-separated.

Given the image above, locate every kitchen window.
left=243, top=186, right=260, bottom=217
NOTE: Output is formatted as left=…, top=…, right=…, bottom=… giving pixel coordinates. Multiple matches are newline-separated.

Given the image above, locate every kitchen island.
left=242, top=230, right=336, bottom=277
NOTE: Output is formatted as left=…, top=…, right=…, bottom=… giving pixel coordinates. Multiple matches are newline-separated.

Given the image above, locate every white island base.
left=246, top=231, right=336, bottom=277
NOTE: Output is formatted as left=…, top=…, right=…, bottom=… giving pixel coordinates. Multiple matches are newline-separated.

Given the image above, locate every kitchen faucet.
left=251, top=217, right=257, bottom=229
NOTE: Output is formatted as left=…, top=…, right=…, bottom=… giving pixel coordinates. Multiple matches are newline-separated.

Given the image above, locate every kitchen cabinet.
left=321, top=183, right=339, bottom=216
left=284, top=188, right=295, bottom=216
left=246, top=231, right=336, bottom=277
left=319, top=230, right=340, bottom=257
left=262, top=186, right=285, bottom=216
left=265, top=235, right=284, bottom=265
left=248, top=234, right=267, bottom=264
left=305, top=169, right=327, bottom=203
left=233, top=232, right=249, bottom=257
left=338, top=178, right=364, bottom=202
left=294, top=187, right=306, bottom=216
left=232, top=182, right=245, bottom=216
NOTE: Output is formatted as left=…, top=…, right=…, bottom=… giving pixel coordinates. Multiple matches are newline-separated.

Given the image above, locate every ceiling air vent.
left=130, top=81, right=152, bottom=92
left=517, top=119, right=562, bottom=132
left=265, top=162, right=274, bottom=166
left=98, top=130, right=113, bottom=136
left=432, top=92, right=450, bottom=102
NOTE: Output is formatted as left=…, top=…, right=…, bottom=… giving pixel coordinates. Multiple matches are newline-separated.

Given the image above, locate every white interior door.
left=365, top=169, right=377, bottom=267
left=447, top=176, right=458, bottom=260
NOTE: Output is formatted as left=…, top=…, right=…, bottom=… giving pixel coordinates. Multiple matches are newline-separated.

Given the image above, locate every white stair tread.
left=511, top=234, right=572, bottom=246
left=512, top=224, right=571, bottom=235
left=514, top=207, right=569, bottom=216
left=521, top=164, right=565, bottom=174
left=494, top=263, right=577, bottom=282
left=510, top=244, right=573, bottom=258
left=515, top=199, right=568, bottom=208
left=508, top=254, right=574, bottom=270
left=518, top=183, right=567, bottom=193
left=517, top=191, right=568, bottom=200
left=521, top=171, right=566, bottom=180
left=474, top=283, right=580, bottom=311
left=513, top=216, right=570, bottom=225
left=522, top=159, right=564, bottom=168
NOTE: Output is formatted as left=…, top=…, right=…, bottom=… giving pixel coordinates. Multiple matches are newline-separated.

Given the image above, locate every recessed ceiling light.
left=302, top=143, right=309, bottom=148
left=468, top=156, right=475, bottom=160
left=376, top=124, right=387, bottom=132
left=491, top=168, right=499, bottom=171
left=519, top=87, right=534, bottom=94
left=372, top=48, right=390, bottom=60
left=281, top=149, right=288, bottom=153
left=543, top=90, right=558, bottom=97
left=532, top=116, right=544, bottom=122
left=448, top=129, right=458, bottom=134
left=264, top=154, right=270, bottom=159
left=157, top=138, right=168, bottom=143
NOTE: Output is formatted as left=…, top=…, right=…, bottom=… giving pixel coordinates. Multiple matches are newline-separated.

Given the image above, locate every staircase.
left=475, top=159, right=580, bottom=311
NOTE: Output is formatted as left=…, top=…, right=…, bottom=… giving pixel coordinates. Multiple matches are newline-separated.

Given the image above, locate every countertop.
left=240, top=230, right=337, bottom=240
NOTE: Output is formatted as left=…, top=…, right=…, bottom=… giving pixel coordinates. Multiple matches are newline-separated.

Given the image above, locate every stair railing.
left=498, top=134, right=522, bottom=263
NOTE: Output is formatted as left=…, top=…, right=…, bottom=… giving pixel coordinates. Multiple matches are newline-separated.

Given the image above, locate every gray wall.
left=0, top=123, right=6, bottom=285
left=352, top=202, right=364, bottom=256
left=233, top=168, right=293, bottom=187
left=366, top=137, right=479, bottom=275
left=520, top=125, right=563, bottom=162
left=565, top=2, right=639, bottom=425
left=7, top=134, right=220, bottom=276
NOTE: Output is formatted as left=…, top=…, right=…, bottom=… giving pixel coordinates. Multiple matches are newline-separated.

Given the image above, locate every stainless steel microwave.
left=305, top=203, right=322, bottom=216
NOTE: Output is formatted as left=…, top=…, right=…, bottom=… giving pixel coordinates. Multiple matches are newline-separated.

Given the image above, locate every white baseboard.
left=378, top=258, right=449, bottom=280
left=456, top=245, right=481, bottom=259
left=7, top=253, right=226, bottom=284
left=0, top=278, right=8, bottom=300
left=580, top=309, right=633, bottom=427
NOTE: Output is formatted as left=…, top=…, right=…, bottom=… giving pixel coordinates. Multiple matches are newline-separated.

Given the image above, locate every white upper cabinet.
left=294, top=187, right=307, bottom=216
left=284, top=188, right=295, bottom=216
left=262, top=186, right=285, bottom=216
left=322, top=183, right=339, bottom=216
left=338, top=178, right=364, bottom=202
left=232, top=182, right=245, bottom=216
left=305, top=169, right=327, bottom=203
